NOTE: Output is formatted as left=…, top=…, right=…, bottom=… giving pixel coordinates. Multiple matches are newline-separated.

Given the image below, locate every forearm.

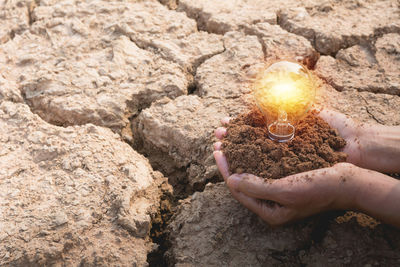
left=346, top=167, right=400, bottom=228
left=359, top=125, right=400, bottom=173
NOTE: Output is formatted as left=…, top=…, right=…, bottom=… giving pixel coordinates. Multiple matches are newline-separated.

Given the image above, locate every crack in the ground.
left=127, top=34, right=228, bottom=98
left=191, top=43, right=227, bottom=75
left=27, top=1, right=38, bottom=26
left=19, top=88, right=70, bottom=128
left=276, top=10, right=330, bottom=57
left=360, top=94, right=383, bottom=124
left=146, top=184, right=176, bottom=267
left=314, top=42, right=400, bottom=97
left=171, top=1, right=219, bottom=35
left=123, top=118, right=189, bottom=267
left=277, top=9, right=400, bottom=57
left=116, top=120, right=179, bottom=267
left=188, top=43, right=227, bottom=95
left=157, top=0, right=178, bottom=11
left=249, top=33, right=268, bottom=61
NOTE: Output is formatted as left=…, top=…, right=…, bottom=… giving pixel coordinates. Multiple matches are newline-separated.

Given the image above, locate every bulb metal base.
left=267, top=122, right=295, bottom=142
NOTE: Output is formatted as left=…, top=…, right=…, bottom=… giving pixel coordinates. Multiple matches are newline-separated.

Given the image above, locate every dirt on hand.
left=222, top=107, right=347, bottom=179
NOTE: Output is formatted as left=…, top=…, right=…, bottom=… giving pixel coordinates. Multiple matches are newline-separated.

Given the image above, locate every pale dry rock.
left=33, top=0, right=222, bottom=73
left=134, top=31, right=225, bottom=73
left=195, top=31, right=264, bottom=99
left=0, top=75, right=23, bottom=103
left=1, top=32, right=188, bottom=132
left=159, top=0, right=178, bottom=10
left=243, top=22, right=319, bottom=67
left=375, top=33, right=400, bottom=92
left=32, top=0, right=197, bottom=46
left=300, top=216, right=400, bottom=266
left=279, top=1, right=400, bottom=55
left=0, top=101, right=168, bottom=266
left=0, top=0, right=32, bottom=44
left=167, top=184, right=400, bottom=266
left=319, top=84, right=400, bottom=126
left=177, top=0, right=277, bottom=34
left=177, top=0, right=323, bottom=35
left=0, top=0, right=239, bottom=132
left=316, top=34, right=400, bottom=95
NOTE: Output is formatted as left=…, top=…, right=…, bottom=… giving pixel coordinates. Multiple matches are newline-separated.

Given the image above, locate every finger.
left=213, top=151, right=230, bottom=182
left=221, top=117, right=230, bottom=125
left=228, top=167, right=339, bottom=204
left=215, top=127, right=227, bottom=139
left=213, top=141, right=222, bottom=151
left=230, top=189, right=292, bottom=226
left=227, top=174, right=288, bottom=203
left=318, top=109, right=356, bottom=137
left=318, top=109, right=346, bottom=125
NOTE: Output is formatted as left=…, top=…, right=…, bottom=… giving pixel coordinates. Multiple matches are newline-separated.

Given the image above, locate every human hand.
left=216, top=152, right=400, bottom=227
left=213, top=114, right=400, bottom=227
left=319, top=109, right=400, bottom=173
left=221, top=165, right=354, bottom=225
left=214, top=122, right=355, bottom=225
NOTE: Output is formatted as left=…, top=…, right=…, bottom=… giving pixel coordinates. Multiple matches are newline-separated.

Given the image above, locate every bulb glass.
left=253, top=61, right=316, bottom=142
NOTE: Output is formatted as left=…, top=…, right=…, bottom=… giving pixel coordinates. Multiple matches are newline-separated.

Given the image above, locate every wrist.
left=350, top=168, right=400, bottom=227
left=331, top=163, right=363, bottom=211
left=354, top=124, right=400, bottom=173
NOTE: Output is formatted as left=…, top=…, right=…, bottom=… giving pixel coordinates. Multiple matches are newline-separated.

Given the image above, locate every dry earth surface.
left=0, top=0, right=399, bottom=266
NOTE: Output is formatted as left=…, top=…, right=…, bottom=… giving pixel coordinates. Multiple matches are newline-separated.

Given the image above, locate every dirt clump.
left=222, top=108, right=347, bottom=179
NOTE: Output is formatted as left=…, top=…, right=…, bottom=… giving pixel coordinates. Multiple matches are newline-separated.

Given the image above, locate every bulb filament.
left=276, top=109, right=288, bottom=136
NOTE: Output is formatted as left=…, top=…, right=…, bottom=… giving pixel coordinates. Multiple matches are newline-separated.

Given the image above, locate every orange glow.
left=253, top=61, right=316, bottom=125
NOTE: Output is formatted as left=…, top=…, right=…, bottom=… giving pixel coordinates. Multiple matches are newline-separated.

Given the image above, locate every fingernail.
left=213, top=141, right=222, bottom=151
left=221, top=117, right=230, bottom=124
left=227, top=174, right=241, bottom=189
left=213, top=150, right=224, bottom=160
left=215, top=127, right=226, bottom=135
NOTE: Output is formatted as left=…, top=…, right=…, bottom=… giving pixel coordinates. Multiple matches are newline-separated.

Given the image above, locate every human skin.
left=213, top=110, right=400, bottom=227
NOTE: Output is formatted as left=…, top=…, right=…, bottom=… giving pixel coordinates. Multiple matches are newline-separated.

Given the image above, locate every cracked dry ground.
left=0, top=0, right=400, bottom=266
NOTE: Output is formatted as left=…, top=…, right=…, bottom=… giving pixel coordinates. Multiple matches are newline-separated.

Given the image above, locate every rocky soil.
left=0, top=0, right=399, bottom=266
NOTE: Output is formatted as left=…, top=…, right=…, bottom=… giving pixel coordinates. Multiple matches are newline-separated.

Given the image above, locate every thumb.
left=228, top=177, right=293, bottom=226
left=227, top=174, right=287, bottom=203
left=318, top=109, right=356, bottom=138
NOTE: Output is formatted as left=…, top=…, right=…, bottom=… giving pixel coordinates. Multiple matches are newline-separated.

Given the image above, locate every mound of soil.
left=222, top=108, right=347, bottom=179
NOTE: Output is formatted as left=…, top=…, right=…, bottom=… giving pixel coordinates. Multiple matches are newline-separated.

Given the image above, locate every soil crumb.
left=222, top=108, right=347, bottom=179
left=335, top=211, right=380, bottom=229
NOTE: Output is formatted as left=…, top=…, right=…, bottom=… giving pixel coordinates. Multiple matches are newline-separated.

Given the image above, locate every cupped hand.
left=217, top=109, right=398, bottom=173
left=212, top=110, right=359, bottom=180
left=319, top=109, right=400, bottom=173
left=213, top=110, right=362, bottom=179
left=318, top=109, right=363, bottom=167
left=213, top=113, right=400, bottom=226
left=223, top=165, right=354, bottom=225
left=213, top=119, right=354, bottom=225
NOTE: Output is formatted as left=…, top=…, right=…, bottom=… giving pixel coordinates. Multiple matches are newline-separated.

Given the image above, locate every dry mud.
left=0, top=0, right=400, bottom=266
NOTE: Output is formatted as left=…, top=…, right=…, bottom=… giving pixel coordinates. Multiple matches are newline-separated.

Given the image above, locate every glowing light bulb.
left=253, top=60, right=316, bottom=142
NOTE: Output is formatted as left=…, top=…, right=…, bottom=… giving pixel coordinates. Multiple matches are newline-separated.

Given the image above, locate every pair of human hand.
left=214, top=109, right=400, bottom=227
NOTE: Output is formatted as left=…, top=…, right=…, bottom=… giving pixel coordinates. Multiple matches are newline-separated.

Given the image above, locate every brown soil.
left=222, top=108, right=347, bottom=179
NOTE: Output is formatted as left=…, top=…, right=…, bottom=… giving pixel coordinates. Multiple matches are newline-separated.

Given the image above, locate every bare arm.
left=348, top=166, right=400, bottom=227
left=358, top=124, right=400, bottom=173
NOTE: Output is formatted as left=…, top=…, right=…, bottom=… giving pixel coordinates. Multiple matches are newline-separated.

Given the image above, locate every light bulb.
left=253, top=60, right=316, bottom=142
